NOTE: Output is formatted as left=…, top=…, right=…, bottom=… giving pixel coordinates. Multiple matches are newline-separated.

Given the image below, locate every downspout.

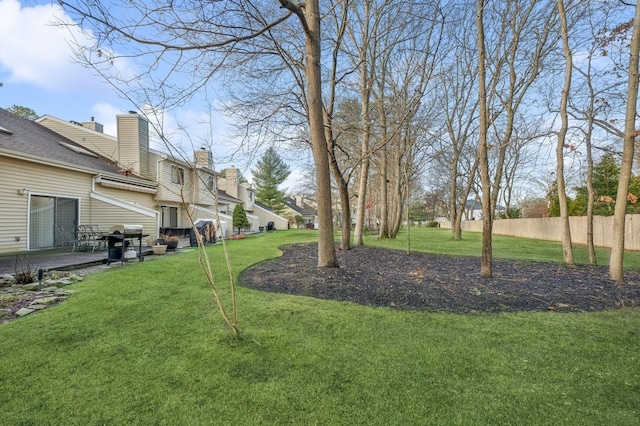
left=91, top=173, right=101, bottom=225
left=156, top=156, right=166, bottom=234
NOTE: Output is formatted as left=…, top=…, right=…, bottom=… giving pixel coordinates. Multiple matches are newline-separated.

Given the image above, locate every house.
left=37, top=112, right=232, bottom=238
left=216, top=167, right=260, bottom=232
left=462, top=199, right=505, bottom=221
left=283, top=196, right=318, bottom=229
left=27, top=109, right=292, bottom=244
left=253, top=201, right=289, bottom=231
left=0, top=108, right=159, bottom=254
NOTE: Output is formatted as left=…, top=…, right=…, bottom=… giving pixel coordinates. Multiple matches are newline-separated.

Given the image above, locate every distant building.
left=462, top=199, right=505, bottom=221
left=283, top=196, right=318, bottom=228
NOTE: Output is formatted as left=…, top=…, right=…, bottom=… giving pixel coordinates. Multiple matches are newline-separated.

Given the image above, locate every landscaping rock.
left=67, top=274, right=83, bottom=282
left=22, top=283, right=39, bottom=291
left=0, top=308, right=11, bottom=318
left=35, top=297, right=59, bottom=305
left=45, top=279, right=72, bottom=288
left=16, top=308, right=35, bottom=317
left=28, top=304, right=47, bottom=310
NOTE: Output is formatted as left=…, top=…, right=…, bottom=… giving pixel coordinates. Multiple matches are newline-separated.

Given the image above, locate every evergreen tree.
left=252, top=147, right=291, bottom=213
left=552, top=153, right=640, bottom=216
left=232, top=204, right=250, bottom=234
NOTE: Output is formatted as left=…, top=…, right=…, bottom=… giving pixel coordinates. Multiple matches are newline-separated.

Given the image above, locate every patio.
left=0, top=237, right=191, bottom=276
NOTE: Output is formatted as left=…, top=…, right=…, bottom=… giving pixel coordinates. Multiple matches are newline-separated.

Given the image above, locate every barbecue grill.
left=104, top=224, right=147, bottom=264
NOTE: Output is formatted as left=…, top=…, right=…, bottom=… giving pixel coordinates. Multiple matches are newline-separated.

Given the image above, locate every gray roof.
left=284, top=197, right=317, bottom=216
left=217, top=189, right=243, bottom=204
left=0, top=108, right=124, bottom=175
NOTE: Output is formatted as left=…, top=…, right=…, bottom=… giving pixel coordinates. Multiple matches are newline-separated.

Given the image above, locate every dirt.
left=238, top=243, right=640, bottom=313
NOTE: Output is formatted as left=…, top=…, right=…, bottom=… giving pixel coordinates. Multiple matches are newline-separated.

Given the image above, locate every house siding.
left=37, top=116, right=119, bottom=161
left=253, top=204, right=289, bottom=231
left=1, top=156, right=160, bottom=253
left=116, top=115, right=140, bottom=173
left=95, top=185, right=158, bottom=211
left=0, top=156, right=93, bottom=253
left=89, top=196, right=158, bottom=238
left=195, top=170, right=216, bottom=206
left=157, top=160, right=196, bottom=203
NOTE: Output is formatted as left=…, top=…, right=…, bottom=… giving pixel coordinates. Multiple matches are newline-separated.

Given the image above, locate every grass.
left=0, top=228, right=639, bottom=425
left=367, top=226, right=640, bottom=267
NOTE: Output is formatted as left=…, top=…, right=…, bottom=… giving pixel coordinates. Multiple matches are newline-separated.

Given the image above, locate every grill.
left=104, top=224, right=147, bottom=264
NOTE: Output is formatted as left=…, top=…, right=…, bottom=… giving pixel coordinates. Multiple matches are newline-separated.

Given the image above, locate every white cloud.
left=0, top=0, right=132, bottom=95
left=0, top=0, right=246, bottom=172
left=89, top=102, right=123, bottom=136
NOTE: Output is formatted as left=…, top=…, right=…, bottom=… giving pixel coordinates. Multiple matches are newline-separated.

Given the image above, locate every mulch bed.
left=238, top=243, right=640, bottom=313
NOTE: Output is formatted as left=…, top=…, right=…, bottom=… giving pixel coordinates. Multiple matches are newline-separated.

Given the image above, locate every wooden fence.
left=439, top=215, right=640, bottom=251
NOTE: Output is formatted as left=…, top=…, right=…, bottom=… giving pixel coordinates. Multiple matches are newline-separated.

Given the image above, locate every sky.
left=0, top=0, right=304, bottom=191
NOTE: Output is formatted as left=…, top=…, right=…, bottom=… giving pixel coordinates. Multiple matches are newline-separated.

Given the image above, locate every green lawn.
left=1, top=229, right=639, bottom=425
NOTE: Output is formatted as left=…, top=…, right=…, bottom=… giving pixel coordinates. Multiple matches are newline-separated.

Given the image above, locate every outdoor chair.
left=75, top=225, right=105, bottom=252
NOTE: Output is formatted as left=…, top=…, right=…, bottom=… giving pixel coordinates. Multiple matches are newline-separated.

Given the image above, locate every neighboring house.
left=217, top=167, right=260, bottom=232
left=462, top=199, right=505, bottom=221
left=253, top=201, right=289, bottom=231
left=283, top=196, right=318, bottom=229
left=0, top=108, right=159, bottom=254
left=34, top=112, right=285, bottom=241
left=521, top=198, right=550, bottom=218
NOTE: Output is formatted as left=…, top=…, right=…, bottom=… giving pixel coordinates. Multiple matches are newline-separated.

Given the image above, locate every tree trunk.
left=556, top=0, right=575, bottom=266
left=584, top=59, right=597, bottom=265
left=354, top=156, right=369, bottom=245
left=300, top=0, right=339, bottom=267
left=610, top=1, right=640, bottom=281
left=449, top=152, right=462, bottom=240
left=325, top=116, right=351, bottom=251
left=476, top=0, right=492, bottom=278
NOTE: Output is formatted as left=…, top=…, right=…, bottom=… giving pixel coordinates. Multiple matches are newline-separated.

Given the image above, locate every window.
left=249, top=192, right=253, bottom=201
left=171, top=165, right=184, bottom=184
left=207, top=175, right=214, bottom=190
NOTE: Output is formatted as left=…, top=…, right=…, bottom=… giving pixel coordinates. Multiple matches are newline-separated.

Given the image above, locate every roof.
left=254, top=200, right=285, bottom=214
left=217, top=189, right=243, bottom=204
left=0, top=108, right=125, bottom=175
left=465, top=199, right=505, bottom=211
left=284, top=197, right=317, bottom=216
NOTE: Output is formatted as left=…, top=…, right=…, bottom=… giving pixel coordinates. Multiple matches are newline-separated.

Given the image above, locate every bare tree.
left=476, top=0, right=557, bottom=277
left=476, top=0, right=493, bottom=277
left=279, top=0, right=339, bottom=267
left=57, top=1, right=339, bottom=267
left=367, top=1, right=445, bottom=239
left=435, top=6, right=480, bottom=239
left=568, top=2, right=623, bottom=265
left=556, top=0, right=576, bottom=266
left=610, top=2, right=640, bottom=282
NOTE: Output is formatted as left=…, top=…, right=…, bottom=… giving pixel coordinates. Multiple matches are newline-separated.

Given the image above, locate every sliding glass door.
left=29, top=195, right=79, bottom=249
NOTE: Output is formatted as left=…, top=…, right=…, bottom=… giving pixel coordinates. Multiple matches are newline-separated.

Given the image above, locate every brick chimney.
left=296, top=195, right=304, bottom=208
